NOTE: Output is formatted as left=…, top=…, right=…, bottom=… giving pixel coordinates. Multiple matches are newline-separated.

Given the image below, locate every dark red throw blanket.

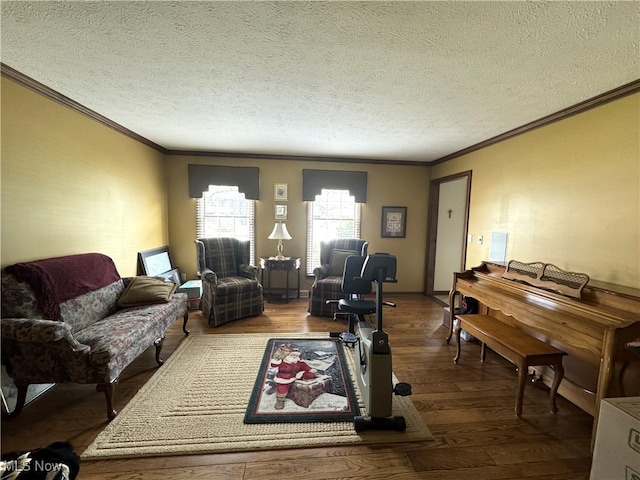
left=5, top=253, right=121, bottom=320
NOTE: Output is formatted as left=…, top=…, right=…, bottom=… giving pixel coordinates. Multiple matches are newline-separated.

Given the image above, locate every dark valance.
left=302, top=169, right=367, bottom=203
left=188, top=165, right=259, bottom=199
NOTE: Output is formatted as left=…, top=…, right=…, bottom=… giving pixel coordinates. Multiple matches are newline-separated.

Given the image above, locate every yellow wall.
left=3, top=76, right=638, bottom=290
left=1, top=77, right=169, bottom=276
left=165, top=156, right=430, bottom=292
left=431, top=93, right=640, bottom=288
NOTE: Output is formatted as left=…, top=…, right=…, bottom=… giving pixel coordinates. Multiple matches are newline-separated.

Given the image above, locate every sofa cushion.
left=215, top=276, right=262, bottom=296
left=117, top=276, right=177, bottom=308
left=75, top=295, right=186, bottom=366
left=313, top=276, right=343, bottom=293
left=329, top=249, right=357, bottom=276
left=61, top=280, right=124, bottom=333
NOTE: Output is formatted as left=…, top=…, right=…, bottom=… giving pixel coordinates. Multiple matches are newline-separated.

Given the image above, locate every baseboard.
left=280, top=290, right=309, bottom=299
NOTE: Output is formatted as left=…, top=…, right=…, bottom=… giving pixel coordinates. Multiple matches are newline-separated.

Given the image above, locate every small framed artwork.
left=381, top=206, right=407, bottom=238
left=138, top=246, right=182, bottom=283
left=138, top=246, right=174, bottom=276
left=274, top=183, right=288, bottom=201
left=275, top=204, right=287, bottom=220
left=156, top=267, right=181, bottom=285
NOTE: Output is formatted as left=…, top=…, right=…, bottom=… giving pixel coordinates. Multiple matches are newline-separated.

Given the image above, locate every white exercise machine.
left=329, top=253, right=412, bottom=432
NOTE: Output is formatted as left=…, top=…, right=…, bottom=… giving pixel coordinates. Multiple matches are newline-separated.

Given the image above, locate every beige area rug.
left=82, top=333, right=433, bottom=459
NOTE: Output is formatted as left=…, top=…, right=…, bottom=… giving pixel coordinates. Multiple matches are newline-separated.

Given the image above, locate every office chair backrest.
left=341, top=255, right=372, bottom=296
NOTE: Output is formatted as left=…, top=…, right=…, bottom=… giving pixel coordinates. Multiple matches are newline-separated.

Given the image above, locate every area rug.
left=81, top=333, right=432, bottom=459
left=244, top=338, right=360, bottom=423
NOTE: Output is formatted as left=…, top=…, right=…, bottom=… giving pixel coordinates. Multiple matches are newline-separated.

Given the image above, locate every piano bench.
left=453, top=314, right=567, bottom=417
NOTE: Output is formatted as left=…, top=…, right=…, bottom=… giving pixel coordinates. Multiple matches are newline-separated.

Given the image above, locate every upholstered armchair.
left=308, top=239, right=368, bottom=317
left=195, top=237, right=264, bottom=327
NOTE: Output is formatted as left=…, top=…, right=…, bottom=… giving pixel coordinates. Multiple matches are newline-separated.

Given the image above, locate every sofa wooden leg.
left=154, top=336, right=165, bottom=366
left=183, top=312, right=190, bottom=336
left=97, top=380, right=118, bottom=421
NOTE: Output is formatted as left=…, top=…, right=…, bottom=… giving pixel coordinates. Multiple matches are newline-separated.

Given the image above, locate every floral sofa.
left=1, top=253, right=189, bottom=420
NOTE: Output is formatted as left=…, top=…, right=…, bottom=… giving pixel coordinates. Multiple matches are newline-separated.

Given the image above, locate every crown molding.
left=431, top=78, right=640, bottom=165
left=3, top=63, right=638, bottom=167
left=1, top=63, right=168, bottom=153
left=166, top=149, right=430, bottom=166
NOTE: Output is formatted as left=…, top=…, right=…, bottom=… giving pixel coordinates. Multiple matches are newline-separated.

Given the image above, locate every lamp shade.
left=268, top=222, right=292, bottom=240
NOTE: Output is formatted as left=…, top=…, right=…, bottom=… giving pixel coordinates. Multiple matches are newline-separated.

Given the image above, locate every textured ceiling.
left=1, top=1, right=639, bottom=163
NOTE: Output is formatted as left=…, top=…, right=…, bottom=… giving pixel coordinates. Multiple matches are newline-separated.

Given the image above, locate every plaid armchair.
left=195, top=238, right=264, bottom=327
left=308, top=239, right=368, bottom=317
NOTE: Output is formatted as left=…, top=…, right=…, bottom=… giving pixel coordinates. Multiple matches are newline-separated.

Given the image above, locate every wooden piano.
left=448, top=260, right=640, bottom=444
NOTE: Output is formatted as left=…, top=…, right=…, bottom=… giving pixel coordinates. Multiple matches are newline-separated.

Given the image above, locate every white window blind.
left=196, top=185, right=256, bottom=262
left=306, top=189, right=361, bottom=275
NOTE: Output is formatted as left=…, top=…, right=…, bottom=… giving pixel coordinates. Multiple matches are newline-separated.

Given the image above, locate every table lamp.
left=268, top=222, right=292, bottom=260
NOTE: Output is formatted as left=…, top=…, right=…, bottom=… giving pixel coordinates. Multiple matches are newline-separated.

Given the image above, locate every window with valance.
left=302, top=169, right=367, bottom=203
left=303, top=169, right=366, bottom=274
left=190, top=165, right=258, bottom=262
left=188, top=164, right=259, bottom=199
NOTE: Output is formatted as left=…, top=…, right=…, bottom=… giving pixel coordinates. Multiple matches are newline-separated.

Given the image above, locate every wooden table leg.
left=549, top=361, right=564, bottom=414
left=454, top=322, right=462, bottom=363
left=516, top=362, right=527, bottom=417
left=267, top=269, right=271, bottom=303
left=285, top=269, right=290, bottom=303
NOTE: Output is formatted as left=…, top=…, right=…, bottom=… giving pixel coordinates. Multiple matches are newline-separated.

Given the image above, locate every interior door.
left=425, top=171, right=471, bottom=295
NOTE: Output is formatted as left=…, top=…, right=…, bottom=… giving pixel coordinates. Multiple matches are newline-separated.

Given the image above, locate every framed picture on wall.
left=381, top=206, right=407, bottom=238
left=274, top=183, right=288, bottom=201
left=275, top=205, right=287, bottom=220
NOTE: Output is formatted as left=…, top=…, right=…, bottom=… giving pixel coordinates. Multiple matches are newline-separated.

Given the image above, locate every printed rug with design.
left=244, top=338, right=359, bottom=423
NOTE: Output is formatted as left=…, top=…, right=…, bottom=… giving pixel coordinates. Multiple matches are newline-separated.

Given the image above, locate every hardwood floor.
left=1, top=294, right=594, bottom=479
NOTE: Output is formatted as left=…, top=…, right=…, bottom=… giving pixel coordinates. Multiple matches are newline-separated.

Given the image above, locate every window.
left=306, top=189, right=361, bottom=274
left=196, top=185, right=255, bottom=262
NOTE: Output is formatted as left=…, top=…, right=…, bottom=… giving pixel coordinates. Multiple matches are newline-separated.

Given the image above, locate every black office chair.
left=327, top=255, right=381, bottom=345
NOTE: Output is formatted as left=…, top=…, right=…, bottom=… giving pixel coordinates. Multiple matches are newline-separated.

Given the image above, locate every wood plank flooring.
left=1, top=294, right=594, bottom=479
